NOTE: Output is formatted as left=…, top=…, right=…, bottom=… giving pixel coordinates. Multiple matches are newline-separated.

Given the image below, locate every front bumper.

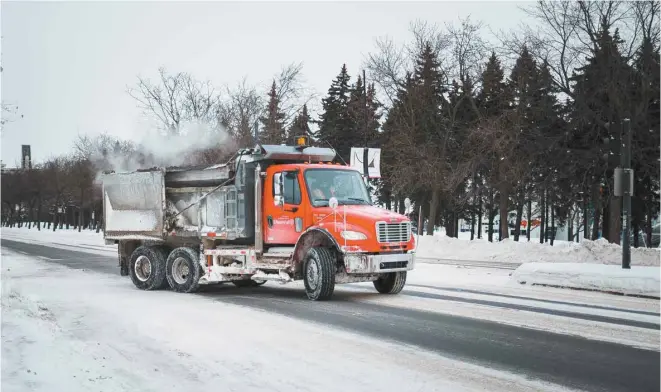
left=343, top=252, right=415, bottom=274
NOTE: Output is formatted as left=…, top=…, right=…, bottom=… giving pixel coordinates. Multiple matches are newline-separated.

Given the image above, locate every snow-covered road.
left=1, top=228, right=660, bottom=392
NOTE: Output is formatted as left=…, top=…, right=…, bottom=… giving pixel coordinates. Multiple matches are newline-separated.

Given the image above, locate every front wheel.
left=303, top=247, right=336, bottom=301
left=373, top=271, right=407, bottom=294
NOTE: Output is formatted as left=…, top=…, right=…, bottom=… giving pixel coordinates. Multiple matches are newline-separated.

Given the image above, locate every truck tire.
left=129, top=245, right=168, bottom=290
left=166, top=247, right=202, bottom=293
left=373, top=271, right=407, bottom=294
left=303, top=247, right=336, bottom=301
left=232, top=279, right=266, bottom=288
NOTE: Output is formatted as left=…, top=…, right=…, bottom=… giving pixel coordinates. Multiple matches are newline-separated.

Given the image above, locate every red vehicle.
left=103, top=137, right=415, bottom=300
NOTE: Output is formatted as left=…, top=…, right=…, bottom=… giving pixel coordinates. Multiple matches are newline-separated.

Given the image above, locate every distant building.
left=21, top=145, right=32, bottom=170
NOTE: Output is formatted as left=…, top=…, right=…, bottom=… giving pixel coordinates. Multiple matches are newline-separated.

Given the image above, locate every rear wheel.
left=129, top=245, right=168, bottom=290
left=303, top=247, right=336, bottom=301
left=166, top=247, right=202, bottom=293
left=373, top=271, right=407, bottom=294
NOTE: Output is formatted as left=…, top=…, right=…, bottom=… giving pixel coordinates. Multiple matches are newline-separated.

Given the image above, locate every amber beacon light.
left=295, top=135, right=309, bottom=148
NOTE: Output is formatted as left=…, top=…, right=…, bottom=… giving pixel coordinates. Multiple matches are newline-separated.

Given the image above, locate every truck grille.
left=376, top=222, right=411, bottom=243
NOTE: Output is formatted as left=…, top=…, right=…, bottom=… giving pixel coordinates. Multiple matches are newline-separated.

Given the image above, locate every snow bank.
left=417, top=235, right=660, bottom=266
left=511, top=263, right=661, bottom=298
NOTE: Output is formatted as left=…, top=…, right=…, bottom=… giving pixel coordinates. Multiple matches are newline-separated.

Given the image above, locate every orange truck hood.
left=311, top=205, right=414, bottom=253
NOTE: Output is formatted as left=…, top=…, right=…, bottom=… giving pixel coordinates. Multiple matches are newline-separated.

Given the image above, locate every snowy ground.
left=2, top=226, right=660, bottom=391
left=2, top=248, right=575, bottom=392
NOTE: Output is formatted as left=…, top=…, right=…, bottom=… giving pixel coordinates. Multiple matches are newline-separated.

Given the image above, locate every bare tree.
left=499, top=1, right=657, bottom=98
left=218, top=77, right=264, bottom=146
left=364, top=20, right=453, bottom=108
left=272, top=62, right=317, bottom=126
left=128, top=67, right=220, bottom=135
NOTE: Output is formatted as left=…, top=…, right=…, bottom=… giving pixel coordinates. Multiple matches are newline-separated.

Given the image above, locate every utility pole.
left=617, top=118, right=633, bottom=269
left=362, top=69, right=369, bottom=185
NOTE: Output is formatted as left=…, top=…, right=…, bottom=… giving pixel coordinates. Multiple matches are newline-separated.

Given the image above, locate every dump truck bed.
left=102, top=164, right=238, bottom=241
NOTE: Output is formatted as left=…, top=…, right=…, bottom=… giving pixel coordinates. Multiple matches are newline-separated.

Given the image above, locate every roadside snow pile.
left=511, top=263, right=660, bottom=298
left=417, top=235, right=660, bottom=266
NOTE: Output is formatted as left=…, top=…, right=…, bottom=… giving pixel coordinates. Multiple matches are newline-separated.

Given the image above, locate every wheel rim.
left=306, top=258, right=319, bottom=290
left=134, top=255, right=152, bottom=282
left=172, top=257, right=190, bottom=285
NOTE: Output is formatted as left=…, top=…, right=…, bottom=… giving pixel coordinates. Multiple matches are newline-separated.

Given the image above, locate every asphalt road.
left=2, top=239, right=660, bottom=392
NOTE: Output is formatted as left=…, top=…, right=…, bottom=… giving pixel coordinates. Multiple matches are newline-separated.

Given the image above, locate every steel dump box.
left=102, top=164, right=250, bottom=242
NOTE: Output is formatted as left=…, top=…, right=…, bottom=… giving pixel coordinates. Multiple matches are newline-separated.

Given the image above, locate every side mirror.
left=273, top=173, right=284, bottom=207
left=404, top=198, right=411, bottom=210
left=274, top=195, right=284, bottom=207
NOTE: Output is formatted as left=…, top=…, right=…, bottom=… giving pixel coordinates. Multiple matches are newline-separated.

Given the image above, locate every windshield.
left=304, top=168, right=371, bottom=207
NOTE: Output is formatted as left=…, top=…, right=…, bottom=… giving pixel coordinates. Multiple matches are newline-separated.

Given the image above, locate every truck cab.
left=104, top=138, right=415, bottom=301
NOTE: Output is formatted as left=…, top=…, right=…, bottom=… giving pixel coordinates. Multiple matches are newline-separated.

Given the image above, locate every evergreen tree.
left=317, top=64, right=352, bottom=162
left=478, top=52, right=511, bottom=118
left=631, top=37, right=660, bottom=246
left=259, top=80, right=286, bottom=144
left=570, top=20, right=637, bottom=243
left=288, top=104, right=312, bottom=143
left=474, top=52, right=512, bottom=241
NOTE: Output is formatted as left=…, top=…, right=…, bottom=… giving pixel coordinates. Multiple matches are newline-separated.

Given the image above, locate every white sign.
left=350, top=147, right=381, bottom=179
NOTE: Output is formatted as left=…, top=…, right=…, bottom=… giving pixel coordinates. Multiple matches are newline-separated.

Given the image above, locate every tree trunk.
left=477, top=192, right=483, bottom=239
left=36, top=199, right=42, bottom=231
left=487, top=188, right=494, bottom=242
left=470, top=209, right=475, bottom=240
left=544, top=189, right=549, bottom=243
left=602, top=201, right=609, bottom=242
left=608, top=196, right=621, bottom=244
left=550, top=196, right=555, bottom=246
left=499, top=185, right=510, bottom=241
left=427, top=189, right=440, bottom=236
left=633, top=220, right=640, bottom=248
left=398, top=197, right=405, bottom=215
left=583, top=197, right=589, bottom=240
left=645, top=213, right=652, bottom=248
left=526, top=199, right=532, bottom=242
left=591, top=183, right=601, bottom=240
left=539, top=190, right=545, bottom=244
left=514, top=193, right=523, bottom=242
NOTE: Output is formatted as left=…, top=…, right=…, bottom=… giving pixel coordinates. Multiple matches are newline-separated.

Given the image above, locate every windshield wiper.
left=345, top=198, right=371, bottom=205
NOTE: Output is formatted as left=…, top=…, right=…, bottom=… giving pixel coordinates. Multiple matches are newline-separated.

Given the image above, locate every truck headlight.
left=341, top=231, right=367, bottom=240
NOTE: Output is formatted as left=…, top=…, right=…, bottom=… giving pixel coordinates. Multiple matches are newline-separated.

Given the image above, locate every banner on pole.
left=350, top=147, right=381, bottom=178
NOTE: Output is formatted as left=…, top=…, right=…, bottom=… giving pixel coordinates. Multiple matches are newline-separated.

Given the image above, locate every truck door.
left=264, top=170, right=305, bottom=245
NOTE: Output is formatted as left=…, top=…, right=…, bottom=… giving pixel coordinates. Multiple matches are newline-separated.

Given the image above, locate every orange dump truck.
left=102, top=137, right=415, bottom=300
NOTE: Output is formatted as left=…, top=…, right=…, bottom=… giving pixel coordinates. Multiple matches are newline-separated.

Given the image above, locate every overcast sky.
left=1, top=1, right=529, bottom=167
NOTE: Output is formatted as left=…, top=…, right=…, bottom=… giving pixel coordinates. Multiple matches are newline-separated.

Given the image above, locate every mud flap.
left=118, top=241, right=131, bottom=276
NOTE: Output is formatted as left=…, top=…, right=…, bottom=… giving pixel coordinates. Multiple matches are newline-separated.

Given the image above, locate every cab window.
left=273, top=171, right=301, bottom=205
